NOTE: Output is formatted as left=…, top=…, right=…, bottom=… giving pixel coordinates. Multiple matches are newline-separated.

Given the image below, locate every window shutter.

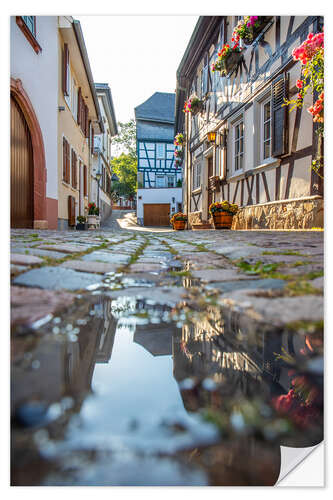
left=62, top=137, right=67, bottom=180
left=84, top=164, right=87, bottom=196
left=272, top=73, right=289, bottom=157
left=91, top=126, right=94, bottom=155
left=77, top=87, right=82, bottom=125
left=72, top=150, right=77, bottom=188
left=62, top=44, right=69, bottom=96
left=66, top=140, right=70, bottom=183
left=68, top=195, right=75, bottom=226
left=85, top=104, right=89, bottom=138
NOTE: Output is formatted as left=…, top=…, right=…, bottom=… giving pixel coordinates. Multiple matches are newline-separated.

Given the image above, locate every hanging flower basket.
left=174, top=133, right=185, bottom=147
left=209, top=201, right=238, bottom=230
left=183, top=96, right=203, bottom=115
left=212, top=44, right=243, bottom=77
left=232, top=16, right=272, bottom=46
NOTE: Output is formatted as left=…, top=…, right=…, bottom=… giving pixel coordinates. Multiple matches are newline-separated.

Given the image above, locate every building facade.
left=91, top=83, right=118, bottom=223
left=135, top=92, right=183, bottom=226
left=57, top=17, right=103, bottom=230
left=10, top=16, right=59, bottom=229
left=175, top=16, right=324, bottom=230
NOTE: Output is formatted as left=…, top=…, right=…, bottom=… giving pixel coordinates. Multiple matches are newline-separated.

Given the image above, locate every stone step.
left=191, top=223, right=213, bottom=230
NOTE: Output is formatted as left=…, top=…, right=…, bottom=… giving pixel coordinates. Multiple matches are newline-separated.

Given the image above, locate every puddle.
left=11, top=292, right=323, bottom=486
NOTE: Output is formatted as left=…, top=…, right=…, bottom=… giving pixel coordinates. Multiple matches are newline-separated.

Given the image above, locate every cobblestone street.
left=10, top=211, right=324, bottom=486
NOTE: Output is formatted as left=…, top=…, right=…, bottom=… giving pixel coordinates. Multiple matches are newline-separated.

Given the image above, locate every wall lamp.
left=207, top=131, right=216, bottom=143
left=58, top=106, right=65, bottom=112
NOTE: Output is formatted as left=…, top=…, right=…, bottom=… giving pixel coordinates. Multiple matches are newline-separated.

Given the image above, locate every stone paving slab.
left=11, top=264, right=30, bottom=275
left=11, top=253, right=44, bottom=265
left=13, top=266, right=103, bottom=291
left=12, top=248, right=66, bottom=260
left=191, top=269, right=255, bottom=282
left=207, top=278, right=286, bottom=293
left=105, top=286, right=187, bottom=305
left=11, top=286, right=75, bottom=328
left=81, top=251, right=130, bottom=264
left=129, top=263, right=164, bottom=273
left=218, top=291, right=323, bottom=327
left=38, top=244, right=92, bottom=253
left=60, top=260, right=120, bottom=274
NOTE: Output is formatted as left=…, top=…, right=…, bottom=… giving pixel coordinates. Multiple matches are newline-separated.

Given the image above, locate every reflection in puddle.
left=11, top=294, right=323, bottom=486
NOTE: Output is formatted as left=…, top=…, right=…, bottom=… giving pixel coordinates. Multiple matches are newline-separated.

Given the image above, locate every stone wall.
left=232, top=197, right=324, bottom=230
left=188, top=211, right=202, bottom=227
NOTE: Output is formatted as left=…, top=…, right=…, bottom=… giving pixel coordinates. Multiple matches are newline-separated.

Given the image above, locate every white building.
left=135, top=92, right=182, bottom=226
left=10, top=16, right=59, bottom=228
left=91, top=83, right=118, bottom=222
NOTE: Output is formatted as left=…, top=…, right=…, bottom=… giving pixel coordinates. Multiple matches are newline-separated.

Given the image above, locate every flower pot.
left=222, top=51, right=243, bottom=75
left=244, top=17, right=272, bottom=45
left=191, top=101, right=203, bottom=115
left=173, top=220, right=186, bottom=230
left=212, top=211, right=233, bottom=229
left=76, top=223, right=86, bottom=231
left=87, top=215, right=97, bottom=228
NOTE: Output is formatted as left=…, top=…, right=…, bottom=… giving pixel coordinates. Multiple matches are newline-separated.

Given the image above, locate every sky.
left=76, top=15, right=198, bottom=124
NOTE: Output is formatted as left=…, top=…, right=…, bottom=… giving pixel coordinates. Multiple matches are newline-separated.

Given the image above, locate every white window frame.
left=261, top=97, right=272, bottom=163
left=167, top=175, right=175, bottom=188
left=232, top=118, right=244, bottom=173
left=156, top=175, right=165, bottom=188
left=193, top=161, right=202, bottom=189
left=156, top=143, right=165, bottom=159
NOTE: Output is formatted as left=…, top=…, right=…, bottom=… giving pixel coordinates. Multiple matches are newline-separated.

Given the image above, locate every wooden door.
left=207, top=156, right=213, bottom=213
left=68, top=195, right=75, bottom=226
left=143, top=203, right=170, bottom=226
left=10, top=96, right=33, bottom=228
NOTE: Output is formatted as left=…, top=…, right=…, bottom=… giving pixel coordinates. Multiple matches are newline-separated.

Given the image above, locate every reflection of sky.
left=65, top=324, right=218, bottom=456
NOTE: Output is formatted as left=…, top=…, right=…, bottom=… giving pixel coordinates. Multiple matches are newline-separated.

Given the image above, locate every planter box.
left=212, top=211, right=233, bottom=229
left=76, top=223, right=86, bottom=231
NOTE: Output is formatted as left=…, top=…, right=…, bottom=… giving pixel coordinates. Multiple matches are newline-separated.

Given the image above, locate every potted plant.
left=76, top=215, right=86, bottom=230
left=170, top=212, right=187, bottom=230
left=212, top=43, right=243, bottom=76
left=232, top=16, right=272, bottom=46
left=87, top=202, right=98, bottom=227
left=183, top=95, right=203, bottom=115
left=209, top=201, right=239, bottom=229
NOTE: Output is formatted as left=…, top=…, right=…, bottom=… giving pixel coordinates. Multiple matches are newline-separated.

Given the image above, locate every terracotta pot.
left=213, top=211, right=233, bottom=229
left=173, top=220, right=186, bottom=230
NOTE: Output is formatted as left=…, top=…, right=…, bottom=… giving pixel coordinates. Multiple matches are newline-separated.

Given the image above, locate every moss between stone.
left=285, top=319, right=324, bottom=333
left=262, top=250, right=305, bottom=256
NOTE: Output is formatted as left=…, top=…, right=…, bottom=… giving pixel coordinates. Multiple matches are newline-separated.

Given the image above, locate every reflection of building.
left=94, top=300, right=118, bottom=363
left=134, top=323, right=178, bottom=356
left=175, top=16, right=324, bottom=229
left=135, top=92, right=183, bottom=226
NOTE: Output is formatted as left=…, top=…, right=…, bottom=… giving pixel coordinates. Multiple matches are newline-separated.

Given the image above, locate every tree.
left=111, top=153, right=137, bottom=199
left=112, top=119, right=137, bottom=157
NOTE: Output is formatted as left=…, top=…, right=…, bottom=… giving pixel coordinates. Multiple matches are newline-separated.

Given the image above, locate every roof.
left=135, top=92, right=175, bottom=124
left=136, top=121, right=174, bottom=142
left=95, top=83, right=118, bottom=136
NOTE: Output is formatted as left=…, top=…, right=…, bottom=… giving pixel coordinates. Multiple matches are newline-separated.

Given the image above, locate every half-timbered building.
left=175, top=16, right=324, bottom=230
left=135, top=92, right=183, bottom=226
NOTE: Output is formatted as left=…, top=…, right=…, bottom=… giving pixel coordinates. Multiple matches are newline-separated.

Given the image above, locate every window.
left=71, top=149, right=77, bottom=188
left=71, top=78, right=78, bottom=119
left=193, top=161, right=202, bottom=189
left=16, top=16, right=41, bottom=54
left=167, top=175, right=175, bottom=188
left=22, top=16, right=36, bottom=36
left=261, top=99, right=272, bottom=161
left=156, top=175, right=165, bottom=188
left=84, top=165, right=88, bottom=196
left=233, top=119, right=244, bottom=172
left=156, top=143, right=165, bottom=159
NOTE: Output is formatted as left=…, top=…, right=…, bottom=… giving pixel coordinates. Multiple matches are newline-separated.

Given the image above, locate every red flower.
left=296, top=79, right=303, bottom=89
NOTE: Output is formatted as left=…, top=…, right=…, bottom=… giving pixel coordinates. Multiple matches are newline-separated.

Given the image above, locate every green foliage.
left=113, top=119, right=137, bottom=157
left=236, top=260, right=279, bottom=275
left=111, top=153, right=137, bottom=199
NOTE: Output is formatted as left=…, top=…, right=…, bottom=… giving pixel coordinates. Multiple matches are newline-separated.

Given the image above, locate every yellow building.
left=57, top=17, right=103, bottom=229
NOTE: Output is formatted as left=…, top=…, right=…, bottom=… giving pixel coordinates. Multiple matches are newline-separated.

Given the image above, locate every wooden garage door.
left=144, top=203, right=170, bottom=227
left=10, top=95, right=33, bottom=228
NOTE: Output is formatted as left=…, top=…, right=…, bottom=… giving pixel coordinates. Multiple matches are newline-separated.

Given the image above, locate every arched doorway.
left=11, top=95, right=34, bottom=228
left=10, top=78, right=47, bottom=229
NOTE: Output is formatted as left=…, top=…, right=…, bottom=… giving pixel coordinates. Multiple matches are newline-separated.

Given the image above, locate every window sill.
left=192, top=186, right=202, bottom=195
left=16, top=17, right=42, bottom=54
left=62, top=181, right=78, bottom=193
